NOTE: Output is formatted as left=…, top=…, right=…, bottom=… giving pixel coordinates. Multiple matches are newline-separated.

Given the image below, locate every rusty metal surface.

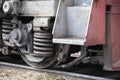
left=86, top=0, right=106, bottom=45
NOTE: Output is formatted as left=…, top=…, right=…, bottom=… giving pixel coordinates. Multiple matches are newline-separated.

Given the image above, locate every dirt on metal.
left=0, top=65, right=87, bottom=80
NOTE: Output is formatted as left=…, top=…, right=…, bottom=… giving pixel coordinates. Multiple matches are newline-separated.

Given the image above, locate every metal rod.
left=60, top=53, right=87, bottom=68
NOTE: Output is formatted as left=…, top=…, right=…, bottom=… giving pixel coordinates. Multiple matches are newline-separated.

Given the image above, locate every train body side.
left=87, top=0, right=120, bottom=71
left=103, top=0, right=120, bottom=71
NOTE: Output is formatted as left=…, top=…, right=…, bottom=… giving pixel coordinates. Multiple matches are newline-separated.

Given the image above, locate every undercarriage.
left=0, top=0, right=120, bottom=71
left=0, top=0, right=102, bottom=69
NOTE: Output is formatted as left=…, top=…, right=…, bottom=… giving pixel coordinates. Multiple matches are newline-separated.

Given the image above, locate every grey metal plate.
left=20, top=0, right=58, bottom=16
left=53, top=38, right=85, bottom=45
left=67, top=6, right=91, bottom=39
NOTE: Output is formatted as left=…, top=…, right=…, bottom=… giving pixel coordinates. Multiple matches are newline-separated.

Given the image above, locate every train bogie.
left=0, top=0, right=120, bottom=71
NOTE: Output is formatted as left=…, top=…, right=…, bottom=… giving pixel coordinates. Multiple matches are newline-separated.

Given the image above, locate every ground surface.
left=0, top=65, right=88, bottom=80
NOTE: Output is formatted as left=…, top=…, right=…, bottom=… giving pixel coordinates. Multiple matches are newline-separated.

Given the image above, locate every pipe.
left=56, top=53, right=87, bottom=68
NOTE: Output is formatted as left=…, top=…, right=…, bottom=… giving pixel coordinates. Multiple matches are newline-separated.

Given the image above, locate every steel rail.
left=0, top=61, right=113, bottom=80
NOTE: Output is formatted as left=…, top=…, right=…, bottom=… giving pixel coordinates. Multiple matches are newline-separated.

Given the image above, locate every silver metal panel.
left=53, top=0, right=93, bottom=45
left=75, top=0, right=92, bottom=6
left=103, top=12, right=112, bottom=71
left=53, top=38, right=85, bottom=45
left=33, top=18, right=50, bottom=27
left=20, top=0, right=58, bottom=16
left=67, top=6, right=91, bottom=39
left=52, top=0, right=75, bottom=38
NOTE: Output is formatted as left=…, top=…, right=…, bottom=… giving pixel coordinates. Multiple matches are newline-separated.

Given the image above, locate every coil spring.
left=2, top=19, right=13, bottom=40
left=33, top=31, right=53, bottom=57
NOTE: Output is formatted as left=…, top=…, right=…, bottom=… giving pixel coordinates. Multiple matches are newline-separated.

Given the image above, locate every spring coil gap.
left=2, top=19, right=13, bottom=40
left=33, top=31, right=53, bottom=57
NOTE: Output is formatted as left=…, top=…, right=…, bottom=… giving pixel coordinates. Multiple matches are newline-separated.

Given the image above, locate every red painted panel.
left=110, top=7, right=120, bottom=69
left=111, top=7, right=120, bottom=14
left=86, top=0, right=106, bottom=45
left=107, top=0, right=120, bottom=6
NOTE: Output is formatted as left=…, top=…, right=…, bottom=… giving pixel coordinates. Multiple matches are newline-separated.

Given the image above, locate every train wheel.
left=20, top=44, right=61, bottom=68
left=21, top=53, right=57, bottom=68
left=21, top=44, right=69, bottom=68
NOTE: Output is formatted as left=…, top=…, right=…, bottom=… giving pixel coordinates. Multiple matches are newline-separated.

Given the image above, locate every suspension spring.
left=33, top=31, right=53, bottom=57
left=2, top=19, right=13, bottom=40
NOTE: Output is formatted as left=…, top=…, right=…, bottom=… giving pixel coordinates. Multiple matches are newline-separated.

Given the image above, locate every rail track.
left=0, top=54, right=119, bottom=80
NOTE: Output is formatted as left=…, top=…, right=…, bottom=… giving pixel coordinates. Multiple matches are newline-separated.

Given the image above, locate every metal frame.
left=52, top=0, right=93, bottom=45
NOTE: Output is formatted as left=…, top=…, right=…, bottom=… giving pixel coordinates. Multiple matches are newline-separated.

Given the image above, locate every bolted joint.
left=3, top=1, right=13, bottom=14
left=3, top=0, right=21, bottom=15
